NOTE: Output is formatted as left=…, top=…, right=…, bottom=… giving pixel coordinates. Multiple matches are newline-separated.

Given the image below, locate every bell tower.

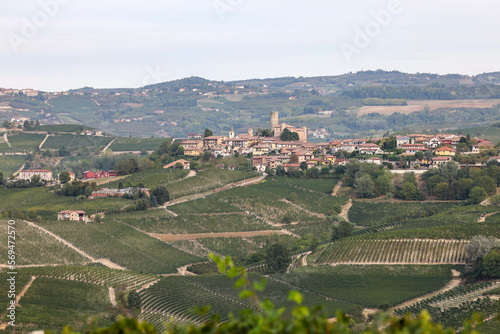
left=271, top=111, right=279, bottom=129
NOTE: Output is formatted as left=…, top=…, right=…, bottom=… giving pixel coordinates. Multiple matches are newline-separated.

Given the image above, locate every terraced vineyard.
left=140, top=274, right=354, bottom=327
left=314, top=239, right=468, bottom=265
left=273, top=265, right=453, bottom=308
left=0, top=220, right=88, bottom=265
left=395, top=281, right=500, bottom=329
left=274, top=176, right=339, bottom=194
left=16, top=265, right=159, bottom=290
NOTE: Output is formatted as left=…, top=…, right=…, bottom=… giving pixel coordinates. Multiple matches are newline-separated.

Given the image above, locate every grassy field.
left=273, top=265, right=454, bottom=308
left=0, top=155, right=26, bottom=176
left=108, top=137, right=166, bottom=151
left=0, top=220, right=88, bottom=265
left=37, top=219, right=203, bottom=274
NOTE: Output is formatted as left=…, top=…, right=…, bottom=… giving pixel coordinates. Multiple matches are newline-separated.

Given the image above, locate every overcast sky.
left=1, top=0, right=499, bottom=91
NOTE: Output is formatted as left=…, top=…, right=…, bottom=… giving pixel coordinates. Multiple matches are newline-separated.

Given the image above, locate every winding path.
left=3, top=133, right=11, bottom=147
left=332, top=180, right=343, bottom=196
left=338, top=199, right=353, bottom=222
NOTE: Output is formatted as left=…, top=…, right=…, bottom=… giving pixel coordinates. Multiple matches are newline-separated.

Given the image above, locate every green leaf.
left=253, top=278, right=266, bottom=291
left=234, top=278, right=246, bottom=289
left=239, top=289, right=254, bottom=299
left=288, top=290, right=303, bottom=305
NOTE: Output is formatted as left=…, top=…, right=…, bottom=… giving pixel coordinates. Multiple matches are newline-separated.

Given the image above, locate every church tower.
left=271, top=111, right=279, bottom=129
left=229, top=126, right=235, bottom=139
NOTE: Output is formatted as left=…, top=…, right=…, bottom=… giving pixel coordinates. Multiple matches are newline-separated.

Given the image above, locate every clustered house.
left=18, top=169, right=53, bottom=181
left=57, top=210, right=87, bottom=221
left=82, top=170, right=118, bottom=179
left=176, top=112, right=494, bottom=173
left=90, top=187, right=150, bottom=198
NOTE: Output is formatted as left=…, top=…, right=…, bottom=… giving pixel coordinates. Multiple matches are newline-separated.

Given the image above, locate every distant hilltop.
left=3, top=70, right=500, bottom=95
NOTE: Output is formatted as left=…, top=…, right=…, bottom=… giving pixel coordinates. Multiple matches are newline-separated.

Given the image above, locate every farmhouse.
left=90, top=187, right=150, bottom=198
left=396, top=136, right=410, bottom=148
left=431, top=156, right=453, bottom=167
left=435, top=146, right=456, bottom=156
left=358, top=143, right=383, bottom=155
left=57, top=210, right=86, bottom=221
left=82, top=170, right=117, bottom=179
left=164, top=159, right=191, bottom=169
left=18, top=169, right=53, bottom=181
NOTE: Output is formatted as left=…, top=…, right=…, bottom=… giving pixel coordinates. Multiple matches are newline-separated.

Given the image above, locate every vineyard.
left=349, top=201, right=462, bottom=227
left=0, top=220, right=88, bottom=265
left=0, top=155, right=27, bottom=176
left=108, top=137, right=166, bottom=151
left=139, top=274, right=354, bottom=327
left=273, top=265, right=454, bottom=308
left=102, top=168, right=188, bottom=189
left=274, top=176, right=339, bottom=194
left=166, top=169, right=259, bottom=199
left=37, top=219, right=203, bottom=274
left=314, top=239, right=468, bottom=265
left=42, top=134, right=114, bottom=150
left=169, top=196, right=243, bottom=215
left=15, top=265, right=158, bottom=290
left=395, top=280, right=500, bottom=329
left=10, top=277, right=113, bottom=332
left=7, top=133, right=46, bottom=151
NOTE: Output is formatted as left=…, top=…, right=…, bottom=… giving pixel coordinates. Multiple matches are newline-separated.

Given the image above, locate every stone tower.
left=229, top=126, right=235, bottom=139
left=271, top=112, right=279, bottom=129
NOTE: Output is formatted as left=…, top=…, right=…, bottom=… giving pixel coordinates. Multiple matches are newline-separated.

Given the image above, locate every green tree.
left=289, top=154, right=299, bottom=164
left=433, top=182, right=449, bottom=200
left=481, top=248, right=500, bottom=278
left=415, top=151, right=424, bottom=160
left=204, top=128, right=213, bottom=137
left=59, top=171, right=71, bottom=184
left=299, top=161, right=308, bottom=171
left=331, top=221, right=354, bottom=241
left=127, top=290, right=141, bottom=310
left=280, top=128, right=299, bottom=141
left=265, top=236, right=291, bottom=273
left=399, top=181, right=423, bottom=201
left=152, top=186, right=170, bottom=205
left=354, top=174, right=375, bottom=198
left=375, top=173, right=394, bottom=195
left=468, top=186, right=487, bottom=204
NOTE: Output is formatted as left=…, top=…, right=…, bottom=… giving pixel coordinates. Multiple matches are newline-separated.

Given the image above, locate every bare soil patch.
left=358, top=99, right=500, bottom=116
left=150, top=230, right=288, bottom=241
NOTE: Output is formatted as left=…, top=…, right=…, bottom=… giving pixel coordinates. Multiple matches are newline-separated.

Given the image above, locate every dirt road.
left=150, top=230, right=289, bottom=242
left=338, top=199, right=353, bottom=221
